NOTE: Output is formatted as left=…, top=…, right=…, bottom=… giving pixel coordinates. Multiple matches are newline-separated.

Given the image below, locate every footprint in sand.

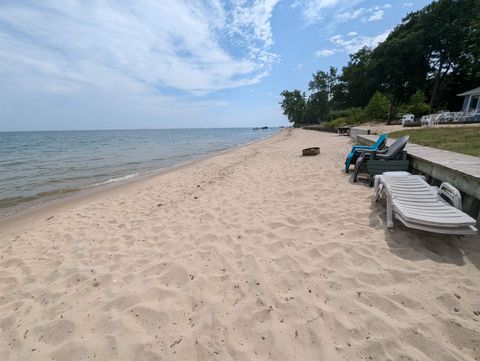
left=33, top=319, right=75, bottom=346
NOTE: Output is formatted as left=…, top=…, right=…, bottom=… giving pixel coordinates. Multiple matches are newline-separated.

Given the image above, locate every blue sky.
left=0, top=0, right=431, bottom=131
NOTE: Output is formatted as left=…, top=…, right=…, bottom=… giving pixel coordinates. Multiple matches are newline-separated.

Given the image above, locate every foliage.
left=279, top=90, right=306, bottom=126
left=323, top=108, right=369, bottom=129
left=388, top=127, right=480, bottom=157
left=365, top=92, right=390, bottom=120
left=345, top=107, right=368, bottom=123
left=279, top=0, right=480, bottom=127
left=333, top=48, right=377, bottom=108
left=309, top=67, right=338, bottom=100
left=340, top=0, right=480, bottom=109
left=406, top=91, right=431, bottom=117
left=305, top=91, right=329, bottom=124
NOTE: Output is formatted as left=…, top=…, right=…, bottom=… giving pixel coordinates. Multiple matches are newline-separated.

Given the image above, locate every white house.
left=458, top=87, right=480, bottom=121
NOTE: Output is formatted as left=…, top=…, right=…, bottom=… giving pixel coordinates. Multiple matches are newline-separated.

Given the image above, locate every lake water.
left=0, top=128, right=278, bottom=216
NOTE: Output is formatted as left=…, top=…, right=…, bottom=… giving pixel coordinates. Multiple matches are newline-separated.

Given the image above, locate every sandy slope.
left=0, top=129, right=479, bottom=361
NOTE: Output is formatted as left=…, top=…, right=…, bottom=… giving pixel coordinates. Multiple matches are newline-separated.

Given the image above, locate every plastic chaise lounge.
left=344, top=133, right=387, bottom=173
left=352, top=136, right=410, bottom=185
left=373, top=172, right=477, bottom=235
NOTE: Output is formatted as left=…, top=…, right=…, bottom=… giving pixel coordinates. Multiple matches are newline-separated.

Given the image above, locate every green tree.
left=305, top=91, right=329, bottom=123
left=421, top=0, right=480, bottom=107
left=335, top=0, right=480, bottom=111
left=369, top=0, right=480, bottom=108
left=278, top=0, right=480, bottom=125
left=309, top=67, right=338, bottom=100
left=334, top=48, right=378, bottom=108
left=365, top=92, right=390, bottom=120
left=407, top=90, right=430, bottom=117
left=280, top=90, right=306, bottom=126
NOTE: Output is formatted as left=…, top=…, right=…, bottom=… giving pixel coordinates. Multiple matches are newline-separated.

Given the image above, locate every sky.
left=0, top=0, right=432, bottom=131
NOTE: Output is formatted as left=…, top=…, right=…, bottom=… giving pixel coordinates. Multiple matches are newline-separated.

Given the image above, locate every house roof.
left=458, top=87, right=480, bottom=96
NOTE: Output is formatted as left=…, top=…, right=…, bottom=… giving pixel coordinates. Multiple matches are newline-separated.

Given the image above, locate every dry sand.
left=0, top=128, right=479, bottom=361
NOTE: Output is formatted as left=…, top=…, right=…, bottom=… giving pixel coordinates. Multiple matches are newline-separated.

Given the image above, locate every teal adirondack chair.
left=344, top=134, right=387, bottom=173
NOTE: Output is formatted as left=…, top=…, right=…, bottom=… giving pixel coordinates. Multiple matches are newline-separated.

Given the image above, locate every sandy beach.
left=1, top=128, right=479, bottom=361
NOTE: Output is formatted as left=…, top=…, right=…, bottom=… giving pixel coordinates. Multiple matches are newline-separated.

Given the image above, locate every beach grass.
left=388, top=127, right=480, bottom=157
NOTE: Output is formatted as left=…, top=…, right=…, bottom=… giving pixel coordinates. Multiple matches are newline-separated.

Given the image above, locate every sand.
left=0, top=128, right=479, bottom=361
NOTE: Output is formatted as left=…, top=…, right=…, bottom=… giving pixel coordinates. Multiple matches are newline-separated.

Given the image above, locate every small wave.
left=0, top=187, right=79, bottom=209
left=83, top=173, right=139, bottom=188
left=0, top=173, right=140, bottom=212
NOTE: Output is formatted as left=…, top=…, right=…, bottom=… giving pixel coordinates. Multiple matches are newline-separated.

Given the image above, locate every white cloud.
left=295, top=0, right=364, bottom=24
left=336, top=8, right=367, bottom=21
left=0, top=0, right=279, bottom=96
left=368, top=10, right=384, bottom=21
left=403, top=2, right=413, bottom=7
left=313, top=29, right=391, bottom=58
left=335, top=3, right=390, bottom=23
left=315, top=49, right=336, bottom=57
left=330, top=29, right=391, bottom=53
left=334, top=4, right=392, bottom=23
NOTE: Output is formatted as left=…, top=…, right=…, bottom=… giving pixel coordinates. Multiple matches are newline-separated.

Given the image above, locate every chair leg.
left=373, top=183, right=383, bottom=202
left=353, top=156, right=365, bottom=182
left=373, top=175, right=380, bottom=194
left=386, top=196, right=394, bottom=229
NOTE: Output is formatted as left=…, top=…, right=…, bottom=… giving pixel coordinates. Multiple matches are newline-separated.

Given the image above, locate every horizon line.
left=0, top=126, right=286, bottom=133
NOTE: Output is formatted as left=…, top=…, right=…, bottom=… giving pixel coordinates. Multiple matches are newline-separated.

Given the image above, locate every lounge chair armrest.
left=357, top=149, right=375, bottom=159
left=357, top=149, right=376, bottom=155
left=376, top=150, right=407, bottom=160
left=375, top=153, right=390, bottom=160
left=351, top=145, right=371, bottom=150
left=438, top=182, right=463, bottom=210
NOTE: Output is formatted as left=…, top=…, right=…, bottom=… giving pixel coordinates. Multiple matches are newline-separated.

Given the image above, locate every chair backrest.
left=383, top=136, right=409, bottom=158
left=401, top=114, right=414, bottom=125
left=373, top=133, right=388, bottom=149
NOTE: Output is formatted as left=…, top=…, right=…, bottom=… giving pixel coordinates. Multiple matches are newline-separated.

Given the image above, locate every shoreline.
left=0, top=129, right=284, bottom=234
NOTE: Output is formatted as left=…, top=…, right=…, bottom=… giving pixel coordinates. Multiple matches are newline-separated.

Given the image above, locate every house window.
left=469, top=95, right=479, bottom=111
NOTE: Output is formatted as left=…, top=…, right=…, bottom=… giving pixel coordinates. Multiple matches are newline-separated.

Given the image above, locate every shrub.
left=347, top=107, right=368, bottom=123
left=407, top=90, right=430, bottom=117
left=326, top=107, right=368, bottom=124
left=365, top=92, right=390, bottom=120
left=407, top=102, right=430, bottom=117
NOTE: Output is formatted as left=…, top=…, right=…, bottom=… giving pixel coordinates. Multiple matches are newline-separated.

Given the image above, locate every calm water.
left=0, top=128, right=277, bottom=216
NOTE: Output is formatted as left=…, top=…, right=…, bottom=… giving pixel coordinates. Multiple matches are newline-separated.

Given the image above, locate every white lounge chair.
left=452, top=112, right=463, bottom=122
left=436, top=111, right=453, bottom=123
left=421, top=114, right=440, bottom=127
left=420, top=115, right=431, bottom=126
left=430, top=113, right=440, bottom=126
left=401, top=114, right=414, bottom=126
left=373, top=172, right=477, bottom=235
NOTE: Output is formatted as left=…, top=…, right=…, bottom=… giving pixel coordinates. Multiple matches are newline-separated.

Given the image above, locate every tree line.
left=281, top=0, right=480, bottom=127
